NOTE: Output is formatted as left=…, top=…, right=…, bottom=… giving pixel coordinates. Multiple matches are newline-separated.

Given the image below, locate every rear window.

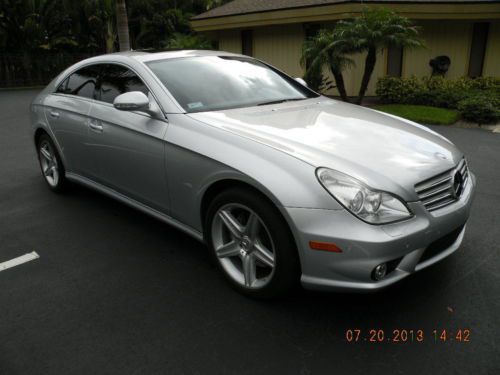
left=56, top=65, right=101, bottom=99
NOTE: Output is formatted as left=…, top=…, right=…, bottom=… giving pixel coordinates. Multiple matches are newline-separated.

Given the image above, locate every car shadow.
left=57, top=181, right=461, bottom=325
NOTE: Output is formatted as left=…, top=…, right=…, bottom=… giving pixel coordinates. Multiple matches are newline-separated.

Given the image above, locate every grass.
left=373, top=104, right=460, bottom=125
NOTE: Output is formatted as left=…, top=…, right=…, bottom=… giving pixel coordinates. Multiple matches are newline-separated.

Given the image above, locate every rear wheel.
left=205, top=187, right=300, bottom=298
left=37, top=134, right=68, bottom=192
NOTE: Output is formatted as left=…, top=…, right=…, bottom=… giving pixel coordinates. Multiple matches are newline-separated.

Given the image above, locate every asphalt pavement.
left=1, top=89, right=499, bottom=375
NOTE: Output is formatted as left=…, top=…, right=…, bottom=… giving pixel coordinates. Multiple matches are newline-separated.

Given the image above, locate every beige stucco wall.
left=217, top=29, right=241, bottom=53
left=483, top=21, right=500, bottom=77
left=214, top=19, right=499, bottom=97
left=252, top=24, right=304, bottom=77
left=403, top=20, right=473, bottom=78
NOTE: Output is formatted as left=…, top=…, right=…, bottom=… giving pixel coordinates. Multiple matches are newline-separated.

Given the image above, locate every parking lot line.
left=0, top=251, right=40, bottom=272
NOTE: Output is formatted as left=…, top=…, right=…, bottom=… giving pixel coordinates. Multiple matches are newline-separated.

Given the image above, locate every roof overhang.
left=192, top=2, right=500, bottom=31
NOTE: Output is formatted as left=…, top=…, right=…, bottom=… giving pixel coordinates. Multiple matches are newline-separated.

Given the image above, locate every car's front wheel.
left=37, top=134, right=68, bottom=192
left=205, top=187, right=300, bottom=298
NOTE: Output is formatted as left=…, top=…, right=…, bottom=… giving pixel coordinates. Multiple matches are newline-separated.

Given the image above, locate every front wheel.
left=205, top=187, right=300, bottom=299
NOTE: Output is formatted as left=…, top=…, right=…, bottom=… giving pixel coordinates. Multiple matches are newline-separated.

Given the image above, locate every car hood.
left=188, top=98, right=463, bottom=201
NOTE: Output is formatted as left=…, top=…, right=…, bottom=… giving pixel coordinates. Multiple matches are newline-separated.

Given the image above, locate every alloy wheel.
left=211, top=203, right=276, bottom=289
left=39, top=141, right=59, bottom=187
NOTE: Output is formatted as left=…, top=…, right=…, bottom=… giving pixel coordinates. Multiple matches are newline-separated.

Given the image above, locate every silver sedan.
left=31, top=50, right=475, bottom=298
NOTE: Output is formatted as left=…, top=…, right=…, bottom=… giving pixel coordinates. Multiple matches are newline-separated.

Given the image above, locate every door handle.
left=89, top=119, right=103, bottom=132
left=50, top=111, right=60, bottom=119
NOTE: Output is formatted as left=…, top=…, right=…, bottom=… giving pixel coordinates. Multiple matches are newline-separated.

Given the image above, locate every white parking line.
left=0, top=252, right=40, bottom=272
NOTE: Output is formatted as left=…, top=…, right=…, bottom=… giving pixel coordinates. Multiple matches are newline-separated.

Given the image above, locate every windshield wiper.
left=257, top=98, right=305, bottom=106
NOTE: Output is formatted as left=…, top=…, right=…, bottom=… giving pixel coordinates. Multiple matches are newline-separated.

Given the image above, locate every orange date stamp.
left=345, top=329, right=471, bottom=343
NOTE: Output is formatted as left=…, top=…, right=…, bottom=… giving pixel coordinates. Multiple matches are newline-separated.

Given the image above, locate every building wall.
left=483, top=21, right=500, bottom=77
left=403, top=20, right=473, bottom=78
left=215, top=19, right=499, bottom=97
left=252, top=24, right=305, bottom=78
left=217, top=29, right=241, bottom=53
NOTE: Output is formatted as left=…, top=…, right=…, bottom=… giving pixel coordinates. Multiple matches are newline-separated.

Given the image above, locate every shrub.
left=376, top=76, right=424, bottom=104
left=376, top=76, right=500, bottom=123
left=422, top=76, right=470, bottom=108
left=457, top=95, right=500, bottom=124
left=468, top=76, right=500, bottom=90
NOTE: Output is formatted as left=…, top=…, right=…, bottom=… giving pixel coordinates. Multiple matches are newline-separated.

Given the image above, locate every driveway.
left=1, top=89, right=499, bottom=375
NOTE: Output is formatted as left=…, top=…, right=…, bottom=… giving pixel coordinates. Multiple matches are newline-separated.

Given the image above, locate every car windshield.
left=146, top=56, right=318, bottom=113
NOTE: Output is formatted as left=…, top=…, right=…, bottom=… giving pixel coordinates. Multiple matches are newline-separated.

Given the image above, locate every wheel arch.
left=199, top=177, right=303, bottom=269
left=200, top=179, right=278, bottom=226
left=33, top=125, right=67, bottom=169
left=34, top=127, right=48, bottom=147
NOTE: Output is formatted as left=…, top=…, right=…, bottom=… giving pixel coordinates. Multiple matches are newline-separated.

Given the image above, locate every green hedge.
left=376, top=76, right=500, bottom=124
left=457, top=95, right=500, bottom=124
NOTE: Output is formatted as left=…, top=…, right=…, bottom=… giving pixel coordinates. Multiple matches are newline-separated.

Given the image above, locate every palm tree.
left=301, top=28, right=355, bottom=102
left=83, top=0, right=117, bottom=53
left=336, top=8, right=423, bottom=104
left=115, top=0, right=130, bottom=51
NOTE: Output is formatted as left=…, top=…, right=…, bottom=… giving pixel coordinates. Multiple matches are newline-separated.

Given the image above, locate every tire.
left=205, top=187, right=300, bottom=299
left=37, top=133, right=68, bottom=193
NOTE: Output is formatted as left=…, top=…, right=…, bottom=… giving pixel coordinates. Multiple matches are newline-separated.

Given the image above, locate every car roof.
left=101, top=49, right=244, bottom=63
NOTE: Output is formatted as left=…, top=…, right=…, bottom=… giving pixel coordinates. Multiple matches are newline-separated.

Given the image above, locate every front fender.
left=164, top=114, right=342, bottom=232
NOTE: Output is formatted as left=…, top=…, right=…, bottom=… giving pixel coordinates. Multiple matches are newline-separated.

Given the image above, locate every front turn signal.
left=309, top=241, right=342, bottom=253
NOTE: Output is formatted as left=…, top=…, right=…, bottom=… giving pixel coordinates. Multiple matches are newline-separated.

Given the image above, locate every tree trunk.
left=115, top=0, right=130, bottom=51
left=106, top=20, right=116, bottom=53
left=331, top=66, right=349, bottom=102
left=356, top=46, right=377, bottom=105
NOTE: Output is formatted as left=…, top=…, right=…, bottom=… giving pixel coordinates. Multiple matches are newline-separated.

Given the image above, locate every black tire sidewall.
left=205, top=187, right=300, bottom=299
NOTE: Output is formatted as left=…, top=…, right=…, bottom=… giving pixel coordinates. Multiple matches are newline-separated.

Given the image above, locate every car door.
left=44, top=64, right=101, bottom=175
left=86, top=63, right=170, bottom=212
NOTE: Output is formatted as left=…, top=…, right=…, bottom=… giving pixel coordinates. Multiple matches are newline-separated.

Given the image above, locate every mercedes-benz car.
left=30, top=50, right=475, bottom=298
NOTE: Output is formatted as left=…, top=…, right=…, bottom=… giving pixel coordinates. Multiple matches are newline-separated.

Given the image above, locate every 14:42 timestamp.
left=345, top=329, right=471, bottom=343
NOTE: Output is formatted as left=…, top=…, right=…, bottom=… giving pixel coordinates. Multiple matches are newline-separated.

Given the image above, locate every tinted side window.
left=57, top=65, right=101, bottom=99
left=99, top=65, right=148, bottom=104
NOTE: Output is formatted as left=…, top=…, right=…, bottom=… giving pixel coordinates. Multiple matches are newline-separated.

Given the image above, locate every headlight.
left=316, top=168, right=412, bottom=224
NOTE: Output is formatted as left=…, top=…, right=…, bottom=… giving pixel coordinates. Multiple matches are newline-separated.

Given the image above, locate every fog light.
left=372, top=263, right=387, bottom=281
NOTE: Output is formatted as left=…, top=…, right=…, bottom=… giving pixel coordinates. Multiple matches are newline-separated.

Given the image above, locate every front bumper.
left=285, top=173, right=476, bottom=292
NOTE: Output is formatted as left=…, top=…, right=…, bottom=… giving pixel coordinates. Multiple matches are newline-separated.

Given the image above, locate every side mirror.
left=295, top=77, right=308, bottom=87
left=114, top=91, right=150, bottom=112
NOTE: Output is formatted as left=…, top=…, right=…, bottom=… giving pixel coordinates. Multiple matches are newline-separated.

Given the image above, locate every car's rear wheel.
left=37, top=134, right=68, bottom=192
left=205, top=187, right=300, bottom=298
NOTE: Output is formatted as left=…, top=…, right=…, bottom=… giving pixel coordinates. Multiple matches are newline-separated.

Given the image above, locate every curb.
left=452, top=120, right=500, bottom=133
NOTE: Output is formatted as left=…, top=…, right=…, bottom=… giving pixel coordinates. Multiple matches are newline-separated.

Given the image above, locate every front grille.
left=418, top=224, right=465, bottom=264
left=415, top=158, right=469, bottom=212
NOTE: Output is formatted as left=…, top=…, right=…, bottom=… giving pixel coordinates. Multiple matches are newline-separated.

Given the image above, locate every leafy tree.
left=205, top=0, right=231, bottom=10
left=301, top=28, right=355, bottom=101
left=164, top=32, right=213, bottom=49
left=0, top=0, right=76, bottom=52
left=336, top=8, right=423, bottom=104
left=84, top=0, right=118, bottom=53
left=0, top=0, right=222, bottom=87
left=130, top=6, right=191, bottom=49
left=0, top=0, right=217, bottom=54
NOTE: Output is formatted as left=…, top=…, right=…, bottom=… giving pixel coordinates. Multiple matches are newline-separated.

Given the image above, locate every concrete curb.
left=453, top=120, right=500, bottom=133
